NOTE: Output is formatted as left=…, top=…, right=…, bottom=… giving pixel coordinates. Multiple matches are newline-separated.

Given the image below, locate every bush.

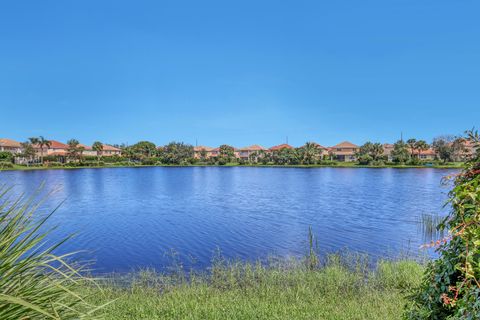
left=406, top=130, right=480, bottom=318
left=0, top=161, right=14, bottom=168
left=0, top=151, right=13, bottom=161
left=46, top=161, right=64, bottom=167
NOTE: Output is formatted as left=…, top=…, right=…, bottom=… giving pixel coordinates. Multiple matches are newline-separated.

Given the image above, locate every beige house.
left=193, top=146, right=214, bottom=159
left=237, top=145, right=266, bottom=160
left=330, top=141, right=359, bottom=162
left=33, top=140, right=69, bottom=156
left=101, top=145, right=122, bottom=156
left=0, top=138, right=22, bottom=154
left=79, top=144, right=97, bottom=157
left=417, top=148, right=436, bottom=161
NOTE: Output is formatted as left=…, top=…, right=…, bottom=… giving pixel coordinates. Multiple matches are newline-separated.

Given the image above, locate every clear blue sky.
left=1, top=1, right=479, bottom=147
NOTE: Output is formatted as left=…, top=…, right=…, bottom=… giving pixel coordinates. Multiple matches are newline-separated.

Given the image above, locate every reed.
left=0, top=186, right=105, bottom=319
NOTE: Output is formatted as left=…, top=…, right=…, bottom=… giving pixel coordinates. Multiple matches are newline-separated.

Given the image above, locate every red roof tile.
left=0, top=138, right=21, bottom=148
left=269, top=144, right=293, bottom=151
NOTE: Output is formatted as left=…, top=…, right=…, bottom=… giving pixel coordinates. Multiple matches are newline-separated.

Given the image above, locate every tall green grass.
left=0, top=186, right=104, bottom=319
left=83, top=253, right=424, bottom=320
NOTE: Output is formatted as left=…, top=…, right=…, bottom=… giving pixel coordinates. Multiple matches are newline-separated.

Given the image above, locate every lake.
left=0, top=167, right=457, bottom=273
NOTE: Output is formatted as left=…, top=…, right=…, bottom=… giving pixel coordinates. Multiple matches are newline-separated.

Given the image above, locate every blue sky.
left=1, top=0, right=479, bottom=147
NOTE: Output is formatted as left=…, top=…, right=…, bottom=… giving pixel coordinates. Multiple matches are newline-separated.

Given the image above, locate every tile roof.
left=102, top=144, right=121, bottom=151
left=239, top=145, right=266, bottom=151
left=269, top=144, right=293, bottom=151
left=331, top=141, right=359, bottom=149
left=48, top=140, right=69, bottom=149
left=194, top=146, right=214, bottom=152
left=0, top=138, right=22, bottom=148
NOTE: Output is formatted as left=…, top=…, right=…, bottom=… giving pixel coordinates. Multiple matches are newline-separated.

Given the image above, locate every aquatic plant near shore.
left=406, top=130, right=480, bottom=319
left=0, top=187, right=105, bottom=319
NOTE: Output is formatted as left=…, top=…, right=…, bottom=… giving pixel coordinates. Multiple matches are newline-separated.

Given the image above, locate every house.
left=330, top=141, right=359, bottom=162
left=79, top=144, right=97, bottom=157
left=417, top=148, right=436, bottom=161
left=193, top=146, right=214, bottom=159
left=383, top=143, right=395, bottom=162
left=311, top=143, right=329, bottom=157
left=101, top=145, right=122, bottom=156
left=269, top=144, right=293, bottom=152
left=237, top=145, right=266, bottom=160
left=0, top=138, right=22, bottom=154
left=33, top=140, right=69, bottom=157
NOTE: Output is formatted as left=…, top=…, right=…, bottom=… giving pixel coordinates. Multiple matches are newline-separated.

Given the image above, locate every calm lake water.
left=0, top=167, right=457, bottom=273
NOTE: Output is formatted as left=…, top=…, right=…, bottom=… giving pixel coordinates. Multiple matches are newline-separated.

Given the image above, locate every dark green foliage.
left=0, top=151, right=13, bottom=162
left=392, top=140, right=411, bottom=164
left=159, top=142, right=194, bottom=164
left=406, top=130, right=480, bottom=319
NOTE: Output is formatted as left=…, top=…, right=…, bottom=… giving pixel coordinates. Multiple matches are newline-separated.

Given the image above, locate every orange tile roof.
left=269, top=144, right=293, bottom=151
left=419, top=148, right=436, bottom=156
left=102, top=144, right=121, bottom=151
left=331, top=141, right=359, bottom=149
left=239, top=145, right=266, bottom=151
left=48, top=140, right=69, bottom=149
left=0, top=138, right=21, bottom=148
left=194, top=146, right=214, bottom=152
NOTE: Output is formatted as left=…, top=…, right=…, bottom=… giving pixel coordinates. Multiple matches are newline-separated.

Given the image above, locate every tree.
left=20, top=142, right=36, bottom=165
left=451, top=138, right=467, bottom=162
left=131, top=141, right=157, bottom=158
left=356, top=142, right=384, bottom=165
left=37, top=136, right=51, bottom=164
left=298, top=142, right=321, bottom=165
left=406, top=138, right=417, bottom=158
left=432, top=135, right=455, bottom=163
left=160, top=142, right=194, bottom=164
left=406, top=130, right=480, bottom=318
left=414, top=140, right=429, bottom=158
left=218, top=145, right=235, bottom=164
left=92, top=141, right=103, bottom=161
left=67, top=139, right=84, bottom=162
left=199, top=149, right=208, bottom=162
left=391, top=140, right=410, bottom=164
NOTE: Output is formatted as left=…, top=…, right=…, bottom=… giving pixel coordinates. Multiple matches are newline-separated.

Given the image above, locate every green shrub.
left=0, top=152, right=13, bottom=161
left=0, top=187, right=105, bottom=319
left=0, top=161, right=14, bottom=168
left=46, top=161, right=64, bottom=167
left=406, top=130, right=480, bottom=319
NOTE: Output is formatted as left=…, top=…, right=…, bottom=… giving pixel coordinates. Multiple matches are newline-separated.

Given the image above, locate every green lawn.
left=85, top=258, right=423, bottom=320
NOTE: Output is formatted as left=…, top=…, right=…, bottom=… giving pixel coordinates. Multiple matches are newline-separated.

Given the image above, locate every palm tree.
left=20, top=142, right=36, bottom=166
left=67, top=139, right=80, bottom=162
left=371, top=143, right=384, bottom=161
left=414, top=140, right=429, bottom=159
left=406, top=139, right=417, bottom=158
left=92, top=141, right=103, bottom=161
left=302, top=142, right=320, bottom=165
left=37, top=136, right=51, bottom=164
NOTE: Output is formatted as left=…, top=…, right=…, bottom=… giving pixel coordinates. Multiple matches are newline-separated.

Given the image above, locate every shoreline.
left=0, top=163, right=463, bottom=172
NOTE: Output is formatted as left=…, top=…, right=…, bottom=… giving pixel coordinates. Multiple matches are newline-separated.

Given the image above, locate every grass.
left=82, top=255, right=424, bottom=320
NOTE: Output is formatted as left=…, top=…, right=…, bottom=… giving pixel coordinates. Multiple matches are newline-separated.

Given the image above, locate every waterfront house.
left=330, top=141, right=359, bottom=162
left=193, top=146, right=214, bottom=159
left=237, top=145, right=267, bottom=160
left=417, top=148, right=436, bottom=161
left=311, top=143, right=329, bottom=157
left=0, top=138, right=22, bottom=154
left=101, top=144, right=122, bottom=156
left=32, top=140, right=69, bottom=156
left=79, top=144, right=97, bottom=157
